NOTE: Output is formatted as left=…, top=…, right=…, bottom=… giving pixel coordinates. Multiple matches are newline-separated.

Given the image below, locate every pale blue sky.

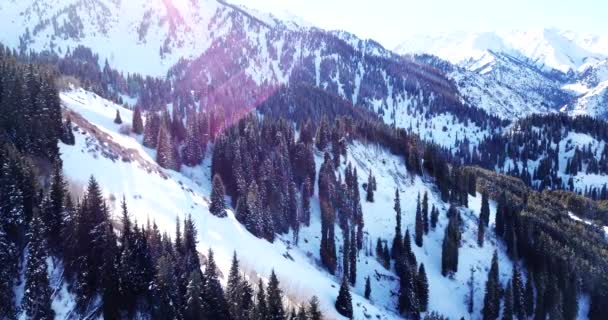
left=229, top=0, right=607, bottom=48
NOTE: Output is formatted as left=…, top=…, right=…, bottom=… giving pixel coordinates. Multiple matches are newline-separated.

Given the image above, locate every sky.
left=228, top=0, right=608, bottom=49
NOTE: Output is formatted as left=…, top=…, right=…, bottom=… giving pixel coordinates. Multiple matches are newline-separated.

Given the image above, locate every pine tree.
left=349, top=226, right=357, bottom=285
left=184, top=271, right=205, bottom=320
left=417, top=263, right=429, bottom=312
left=415, top=194, right=424, bottom=247
left=202, top=249, right=230, bottom=320
left=22, top=214, right=54, bottom=320
left=45, top=163, right=66, bottom=254
left=480, top=192, right=490, bottom=227
left=467, top=267, right=476, bottom=315
left=335, top=277, right=353, bottom=319
left=210, top=174, right=227, bottom=217
left=431, top=206, right=439, bottom=230
left=441, top=211, right=460, bottom=277
left=495, top=193, right=506, bottom=237
left=512, top=266, right=525, bottom=320
left=364, top=276, right=372, bottom=300
left=422, top=192, right=429, bottom=234
left=399, top=263, right=420, bottom=320
left=267, top=270, right=286, bottom=320
left=114, top=109, right=123, bottom=124
left=308, top=296, right=323, bottom=320
left=478, top=214, right=485, bottom=247
left=254, top=279, right=268, bottom=320
left=392, top=189, right=403, bottom=260
left=482, top=251, right=501, bottom=320
left=132, top=106, right=144, bottom=134
left=156, top=123, right=175, bottom=169
left=301, top=177, right=312, bottom=226
left=524, top=274, right=534, bottom=317
left=503, top=283, right=514, bottom=320
left=366, top=171, right=374, bottom=202
left=226, top=252, right=243, bottom=320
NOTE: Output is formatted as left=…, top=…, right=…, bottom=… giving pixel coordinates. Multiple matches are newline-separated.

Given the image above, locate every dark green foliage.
left=22, top=214, right=54, bottom=320
left=132, top=106, right=144, bottom=134
left=184, top=271, right=204, bottom=320
left=430, top=205, right=438, bottom=229
left=203, top=249, right=230, bottom=320
left=422, top=192, right=429, bottom=234
left=392, top=189, right=403, bottom=260
left=335, top=277, right=353, bottom=318
left=441, top=207, right=460, bottom=276
left=308, top=296, right=323, bottom=320
left=114, top=109, right=122, bottom=124
left=364, top=276, right=371, bottom=300
left=480, top=192, right=490, bottom=227
left=366, top=171, right=374, bottom=202
left=482, top=252, right=501, bottom=320
left=210, top=174, right=227, bottom=217
left=415, top=194, right=424, bottom=247
left=267, top=270, right=286, bottom=320
left=477, top=214, right=485, bottom=247
left=512, top=266, right=525, bottom=320
left=417, top=264, right=429, bottom=312
left=503, top=283, right=514, bottom=320
left=399, top=262, right=420, bottom=320
left=524, top=274, right=534, bottom=318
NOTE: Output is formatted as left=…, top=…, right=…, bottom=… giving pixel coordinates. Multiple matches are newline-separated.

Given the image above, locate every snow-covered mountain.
left=397, top=29, right=608, bottom=119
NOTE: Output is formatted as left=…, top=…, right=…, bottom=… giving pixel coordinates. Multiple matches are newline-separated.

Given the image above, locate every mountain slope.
left=59, top=87, right=523, bottom=319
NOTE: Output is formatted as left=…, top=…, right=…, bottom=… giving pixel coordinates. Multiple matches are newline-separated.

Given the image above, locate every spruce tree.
left=210, top=174, right=227, bottom=217
left=399, top=263, right=420, bottom=320
left=415, top=194, right=424, bottom=247
left=226, top=252, right=241, bottom=314
left=422, top=192, right=429, bottom=234
left=254, top=279, right=268, bottom=320
left=335, top=277, right=353, bottom=319
left=202, top=249, right=230, bottom=320
left=267, top=270, right=286, bottom=320
left=366, top=171, right=374, bottom=202
left=308, top=296, right=323, bottom=320
left=114, top=109, right=123, bottom=124
left=22, top=214, right=54, bottom=320
left=524, top=274, right=534, bottom=317
left=480, top=192, right=490, bottom=227
left=45, top=163, right=66, bottom=254
left=392, top=189, right=403, bottom=260
left=430, top=206, right=439, bottom=230
left=478, top=214, right=485, bottom=247
left=132, top=106, right=144, bottom=134
left=184, top=271, right=205, bottom=320
left=503, top=283, right=514, bottom=320
left=495, top=192, right=506, bottom=237
left=512, top=266, right=525, bottom=320
left=482, top=251, right=501, bottom=320
left=364, top=276, right=372, bottom=300
left=417, top=263, right=429, bottom=312
left=441, top=212, right=460, bottom=276
left=349, top=226, right=357, bottom=285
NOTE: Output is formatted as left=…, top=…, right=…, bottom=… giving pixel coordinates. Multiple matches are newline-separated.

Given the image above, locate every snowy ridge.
left=58, top=87, right=528, bottom=319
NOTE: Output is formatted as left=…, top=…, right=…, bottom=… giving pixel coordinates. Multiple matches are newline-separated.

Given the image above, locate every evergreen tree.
left=482, top=251, right=501, bottom=320
left=467, top=268, right=476, bottom=315
left=503, top=283, right=514, bottom=320
left=156, top=123, right=176, bottom=170
left=267, top=270, right=286, bottom=320
left=364, top=276, right=372, bottom=300
left=417, top=263, right=429, bottom=312
left=422, top=192, right=429, bottom=234
left=45, top=163, right=66, bottom=254
left=210, top=174, right=227, bottom=217
left=478, top=214, right=485, bottom=247
left=524, top=274, right=534, bottom=318
left=308, top=296, right=323, bottom=320
left=22, top=214, right=54, bottom=320
left=366, top=171, right=374, bottom=202
left=254, top=279, right=268, bottom=320
left=415, top=194, right=424, bottom=247
left=226, top=252, right=243, bottom=319
left=495, top=193, right=507, bottom=237
left=301, top=177, right=312, bottom=226
left=349, top=226, right=357, bottom=285
left=184, top=271, right=205, bottom=320
left=512, top=266, right=525, bottom=320
left=114, top=109, right=123, bottom=124
left=399, top=263, right=420, bottom=320
left=335, top=277, right=353, bottom=319
left=202, top=249, right=230, bottom=320
left=132, top=106, right=144, bottom=134
left=480, top=192, right=490, bottom=227
left=430, top=206, right=439, bottom=230
left=392, top=189, right=403, bottom=260
left=441, top=211, right=460, bottom=276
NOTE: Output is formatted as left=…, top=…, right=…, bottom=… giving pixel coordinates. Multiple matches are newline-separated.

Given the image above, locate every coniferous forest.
left=1, top=2, right=608, bottom=319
